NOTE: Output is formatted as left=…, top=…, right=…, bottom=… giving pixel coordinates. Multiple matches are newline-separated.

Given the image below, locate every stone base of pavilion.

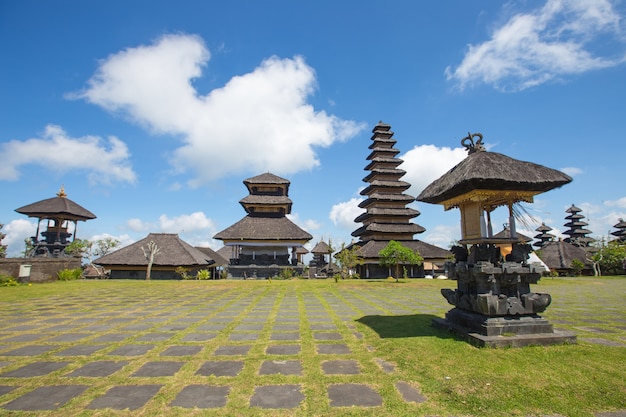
left=226, top=265, right=307, bottom=280
left=433, top=308, right=577, bottom=348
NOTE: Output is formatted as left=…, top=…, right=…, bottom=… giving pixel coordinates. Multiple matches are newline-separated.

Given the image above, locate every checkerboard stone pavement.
left=0, top=282, right=624, bottom=415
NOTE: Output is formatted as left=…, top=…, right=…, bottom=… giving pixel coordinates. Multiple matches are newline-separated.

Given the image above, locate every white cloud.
left=560, top=166, right=583, bottom=176
left=605, top=196, right=626, bottom=208
left=329, top=197, right=365, bottom=231
left=76, top=34, right=365, bottom=186
left=446, top=0, right=626, bottom=91
left=401, top=144, right=467, bottom=196
left=126, top=218, right=152, bottom=232
left=2, top=219, right=37, bottom=257
left=0, top=125, right=136, bottom=185
left=422, top=224, right=459, bottom=249
left=158, top=212, right=215, bottom=233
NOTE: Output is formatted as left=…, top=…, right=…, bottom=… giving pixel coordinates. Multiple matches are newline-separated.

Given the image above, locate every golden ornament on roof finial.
left=57, top=185, right=67, bottom=198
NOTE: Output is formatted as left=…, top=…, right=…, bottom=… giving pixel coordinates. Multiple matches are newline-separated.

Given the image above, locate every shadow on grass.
left=356, top=314, right=454, bottom=339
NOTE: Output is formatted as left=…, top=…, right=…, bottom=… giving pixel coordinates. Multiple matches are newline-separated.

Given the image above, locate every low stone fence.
left=0, top=257, right=81, bottom=283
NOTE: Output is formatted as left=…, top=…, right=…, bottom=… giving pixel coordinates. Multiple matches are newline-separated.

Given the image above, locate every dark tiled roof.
left=537, top=240, right=589, bottom=270
left=214, top=216, right=312, bottom=241
left=244, top=172, right=290, bottom=185
left=95, top=233, right=216, bottom=267
left=311, top=241, right=331, bottom=253
left=417, top=151, right=572, bottom=204
left=348, top=239, right=450, bottom=260
left=240, top=195, right=292, bottom=205
left=15, top=196, right=96, bottom=221
left=492, top=226, right=531, bottom=243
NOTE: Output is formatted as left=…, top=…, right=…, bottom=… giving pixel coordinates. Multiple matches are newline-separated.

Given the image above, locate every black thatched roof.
left=311, top=241, right=331, bottom=253
left=15, top=191, right=96, bottom=221
left=348, top=239, right=450, bottom=260
left=492, top=226, right=531, bottom=243
left=95, top=233, right=218, bottom=267
left=195, top=246, right=228, bottom=266
left=244, top=172, right=290, bottom=185
left=537, top=240, right=589, bottom=270
left=214, top=216, right=312, bottom=242
left=416, top=151, right=572, bottom=205
left=240, top=195, right=292, bottom=205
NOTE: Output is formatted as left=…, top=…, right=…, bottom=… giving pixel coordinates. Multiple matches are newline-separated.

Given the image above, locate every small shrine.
left=611, top=218, right=626, bottom=242
left=533, top=222, right=555, bottom=248
left=214, top=173, right=312, bottom=279
left=417, top=133, right=576, bottom=347
left=15, top=186, right=96, bottom=257
left=309, top=240, right=333, bottom=277
left=563, top=204, right=595, bottom=247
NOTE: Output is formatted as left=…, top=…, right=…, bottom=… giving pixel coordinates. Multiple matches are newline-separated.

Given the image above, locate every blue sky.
left=1, top=0, right=625, bottom=258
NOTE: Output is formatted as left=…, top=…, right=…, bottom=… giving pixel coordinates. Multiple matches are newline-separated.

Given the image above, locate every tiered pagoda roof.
left=611, top=218, right=626, bottom=242
left=563, top=204, right=594, bottom=247
left=352, top=122, right=425, bottom=241
left=214, top=173, right=312, bottom=244
left=533, top=222, right=555, bottom=248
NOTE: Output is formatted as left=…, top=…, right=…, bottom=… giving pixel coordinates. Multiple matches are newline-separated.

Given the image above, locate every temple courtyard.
left=0, top=278, right=625, bottom=417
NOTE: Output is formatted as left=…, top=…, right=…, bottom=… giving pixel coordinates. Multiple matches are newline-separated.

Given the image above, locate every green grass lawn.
left=0, top=277, right=625, bottom=416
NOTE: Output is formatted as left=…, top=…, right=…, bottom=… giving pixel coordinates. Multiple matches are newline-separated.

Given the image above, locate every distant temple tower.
left=15, top=186, right=96, bottom=257
left=214, top=173, right=312, bottom=279
left=611, top=218, right=626, bottom=242
left=533, top=222, right=555, bottom=248
left=563, top=204, right=594, bottom=247
left=347, top=122, right=450, bottom=278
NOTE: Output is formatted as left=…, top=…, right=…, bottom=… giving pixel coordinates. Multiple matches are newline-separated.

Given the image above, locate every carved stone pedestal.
left=433, top=308, right=576, bottom=348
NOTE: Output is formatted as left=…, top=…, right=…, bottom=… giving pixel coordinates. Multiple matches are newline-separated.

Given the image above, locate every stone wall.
left=0, top=257, right=81, bottom=283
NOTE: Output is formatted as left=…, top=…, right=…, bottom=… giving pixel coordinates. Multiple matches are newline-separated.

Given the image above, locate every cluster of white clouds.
left=75, top=34, right=365, bottom=187
left=446, top=0, right=626, bottom=91
left=0, top=125, right=136, bottom=185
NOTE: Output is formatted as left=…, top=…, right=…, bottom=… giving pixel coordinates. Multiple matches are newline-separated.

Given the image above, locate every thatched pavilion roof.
left=214, top=216, right=312, bottom=242
left=15, top=188, right=96, bottom=221
left=95, top=233, right=219, bottom=267
left=311, top=241, right=331, bottom=254
left=537, top=240, right=589, bottom=270
left=348, top=239, right=450, bottom=260
left=416, top=150, right=572, bottom=207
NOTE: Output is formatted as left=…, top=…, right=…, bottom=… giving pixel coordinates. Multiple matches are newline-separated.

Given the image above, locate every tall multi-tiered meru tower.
left=347, top=122, right=450, bottom=278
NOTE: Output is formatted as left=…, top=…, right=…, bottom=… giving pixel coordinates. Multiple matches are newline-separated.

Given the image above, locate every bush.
left=196, top=269, right=211, bottom=280
left=176, top=266, right=191, bottom=280
left=57, top=268, right=82, bottom=281
left=0, top=273, right=18, bottom=286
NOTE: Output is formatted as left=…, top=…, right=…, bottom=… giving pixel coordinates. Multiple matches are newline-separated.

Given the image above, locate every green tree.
left=593, top=239, right=626, bottom=275
left=378, top=240, right=423, bottom=282
left=334, top=243, right=364, bottom=279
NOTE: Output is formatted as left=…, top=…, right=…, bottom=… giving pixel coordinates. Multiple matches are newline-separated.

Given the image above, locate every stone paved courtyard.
left=0, top=279, right=625, bottom=416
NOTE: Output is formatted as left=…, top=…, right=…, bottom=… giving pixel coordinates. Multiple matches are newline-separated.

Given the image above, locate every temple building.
left=214, top=173, right=312, bottom=279
left=15, top=186, right=96, bottom=257
left=309, top=240, right=332, bottom=277
left=417, top=132, right=575, bottom=347
left=346, top=122, right=450, bottom=278
left=611, top=218, right=626, bottom=242
left=533, top=222, right=555, bottom=248
left=563, top=204, right=594, bottom=247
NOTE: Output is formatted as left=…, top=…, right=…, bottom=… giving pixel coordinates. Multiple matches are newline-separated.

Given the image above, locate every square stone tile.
left=1, top=345, right=59, bottom=356
left=47, top=333, right=90, bottom=342
left=259, top=360, right=302, bottom=376
left=108, top=344, right=154, bottom=356
left=160, top=345, right=202, bottom=356
left=310, top=324, right=337, bottom=330
left=396, top=381, right=427, bottom=403
left=328, top=383, right=382, bottom=407
left=196, top=360, right=244, bottom=377
left=235, top=324, right=264, bottom=331
left=270, top=332, right=300, bottom=341
left=266, top=345, right=301, bottom=355
left=2, top=333, right=49, bottom=342
left=273, top=324, right=299, bottom=331
left=213, top=345, right=251, bottom=356
left=1, top=361, right=69, bottom=377
left=87, top=385, right=163, bottom=410
left=317, top=344, right=351, bottom=354
left=229, top=333, right=259, bottom=341
left=3, top=385, right=88, bottom=410
left=197, top=324, right=228, bottom=331
left=134, top=332, right=175, bottom=342
left=322, top=360, right=360, bottom=375
left=91, top=333, right=129, bottom=343
left=0, top=385, right=17, bottom=396
left=250, top=384, right=304, bottom=409
left=65, top=361, right=128, bottom=377
left=132, top=361, right=184, bottom=377
left=120, top=324, right=153, bottom=331
left=157, top=324, right=189, bottom=332
left=55, top=345, right=107, bottom=356
left=314, top=332, right=342, bottom=340
left=182, top=333, right=216, bottom=342
left=170, top=384, right=230, bottom=408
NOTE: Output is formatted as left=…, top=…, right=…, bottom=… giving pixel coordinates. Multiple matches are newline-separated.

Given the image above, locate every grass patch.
left=0, top=278, right=624, bottom=416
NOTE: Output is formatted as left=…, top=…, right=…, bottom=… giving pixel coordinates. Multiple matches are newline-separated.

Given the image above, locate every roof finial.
left=57, top=185, right=67, bottom=198
left=461, top=132, right=485, bottom=154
